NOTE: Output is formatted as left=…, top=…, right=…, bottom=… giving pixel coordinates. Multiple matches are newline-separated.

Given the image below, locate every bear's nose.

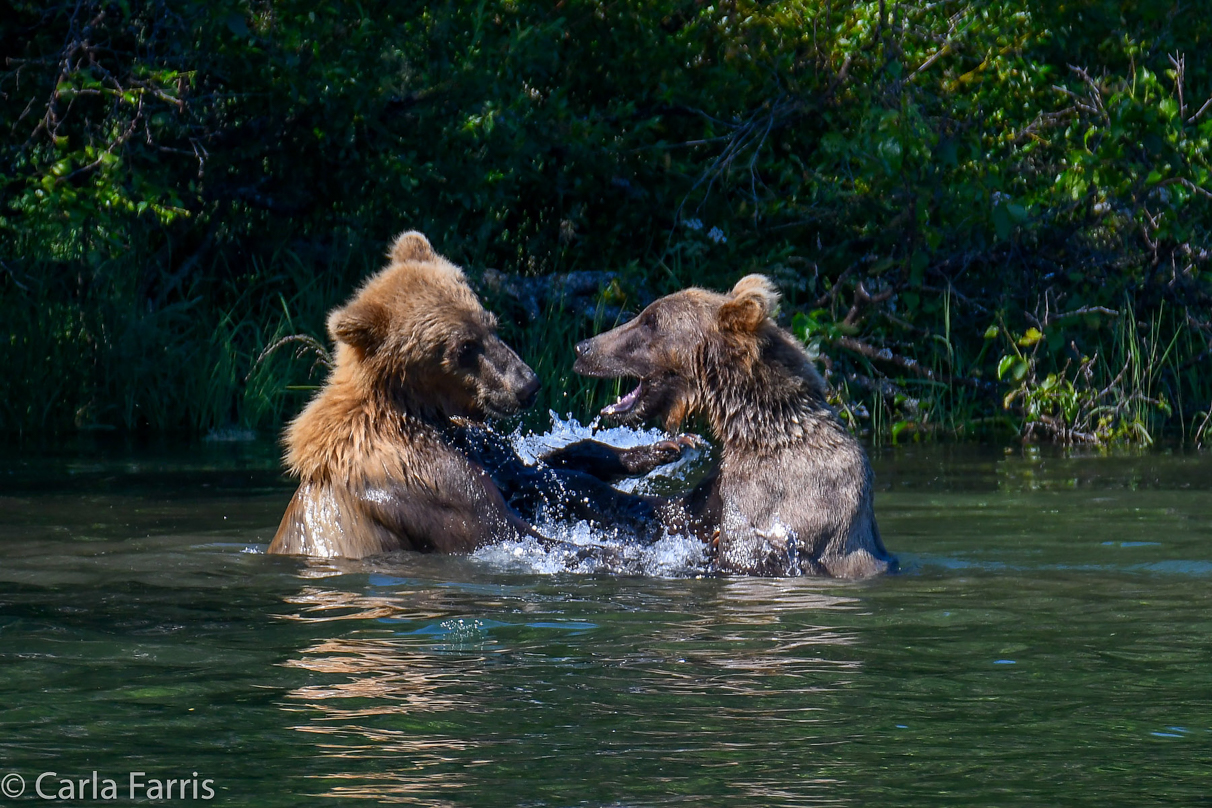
left=519, top=374, right=540, bottom=409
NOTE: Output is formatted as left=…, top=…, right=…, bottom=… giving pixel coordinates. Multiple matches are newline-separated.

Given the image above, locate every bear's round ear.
left=389, top=231, right=437, bottom=264
left=718, top=274, right=779, bottom=333
left=328, top=299, right=389, bottom=354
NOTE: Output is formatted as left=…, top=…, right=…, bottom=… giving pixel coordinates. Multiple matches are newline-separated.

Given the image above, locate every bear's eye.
left=454, top=340, right=481, bottom=368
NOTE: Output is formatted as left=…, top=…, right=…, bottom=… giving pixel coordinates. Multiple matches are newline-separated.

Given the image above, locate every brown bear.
left=572, top=275, right=893, bottom=579
left=269, top=231, right=685, bottom=559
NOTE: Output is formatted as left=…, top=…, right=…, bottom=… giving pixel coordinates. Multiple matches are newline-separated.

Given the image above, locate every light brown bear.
left=269, top=231, right=684, bottom=559
left=573, top=275, right=893, bottom=579
left=268, top=232, right=547, bottom=557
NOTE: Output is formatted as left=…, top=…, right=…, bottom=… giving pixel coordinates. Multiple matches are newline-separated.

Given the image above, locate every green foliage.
left=994, top=311, right=1175, bottom=445
left=1, top=1, right=1209, bottom=440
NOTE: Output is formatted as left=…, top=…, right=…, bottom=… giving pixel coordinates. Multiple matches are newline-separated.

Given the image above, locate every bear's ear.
left=389, top=231, right=437, bottom=264
left=718, top=274, right=779, bottom=332
left=327, top=299, right=390, bottom=354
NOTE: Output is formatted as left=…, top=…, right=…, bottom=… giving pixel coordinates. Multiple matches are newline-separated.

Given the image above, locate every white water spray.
left=471, top=412, right=709, bottom=576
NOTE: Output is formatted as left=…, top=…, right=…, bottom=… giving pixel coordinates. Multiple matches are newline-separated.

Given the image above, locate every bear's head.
left=573, top=275, right=793, bottom=432
left=326, top=231, right=539, bottom=421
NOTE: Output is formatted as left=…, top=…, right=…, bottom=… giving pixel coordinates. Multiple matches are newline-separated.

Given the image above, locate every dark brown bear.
left=269, top=231, right=684, bottom=559
left=573, top=275, right=893, bottom=579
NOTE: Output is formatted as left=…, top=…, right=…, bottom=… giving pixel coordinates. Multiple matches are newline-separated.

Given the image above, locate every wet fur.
left=269, top=232, right=543, bottom=558
left=574, top=275, right=894, bottom=579
left=269, top=231, right=684, bottom=559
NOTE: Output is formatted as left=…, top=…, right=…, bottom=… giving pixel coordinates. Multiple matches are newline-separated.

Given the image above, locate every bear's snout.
left=518, top=371, right=540, bottom=409
left=572, top=339, right=591, bottom=373
left=573, top=337, right=610, bottom=376
left=573, top=329, right=646, bottom=380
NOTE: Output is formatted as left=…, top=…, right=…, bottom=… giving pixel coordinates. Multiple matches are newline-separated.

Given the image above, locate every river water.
left=1, top=429, right=1209, bottom=806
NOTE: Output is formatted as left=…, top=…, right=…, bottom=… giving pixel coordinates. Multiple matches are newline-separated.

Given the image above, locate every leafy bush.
left=2, top=1, right=1209, bottom=441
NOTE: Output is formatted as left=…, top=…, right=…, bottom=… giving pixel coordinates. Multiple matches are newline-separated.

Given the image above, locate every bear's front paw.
left=673, top=433, right=707, bottom=450
left=618, top=439, right=689, bottom=474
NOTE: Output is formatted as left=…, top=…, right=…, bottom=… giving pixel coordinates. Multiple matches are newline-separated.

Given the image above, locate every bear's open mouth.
left=601, top=381, right=644, bottom=417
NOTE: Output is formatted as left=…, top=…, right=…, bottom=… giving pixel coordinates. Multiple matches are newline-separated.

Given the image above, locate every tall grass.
left=1, top=239, right=376, bottom=437
left=490, top=288, right=635, bottom=431
left=835, top=300, right=1202, bottom=447
left=4, top=238, right=1210, bottom=447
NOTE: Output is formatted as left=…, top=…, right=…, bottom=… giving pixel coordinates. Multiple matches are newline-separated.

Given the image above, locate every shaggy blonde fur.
left=268, top=231, right=540, bottom=558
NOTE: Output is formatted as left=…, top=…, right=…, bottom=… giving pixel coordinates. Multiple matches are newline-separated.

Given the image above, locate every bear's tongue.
left=601, top=383, right=643, bottom=417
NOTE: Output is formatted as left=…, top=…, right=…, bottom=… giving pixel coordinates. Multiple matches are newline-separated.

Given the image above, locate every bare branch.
left=1187, top=96, right=1212, bottom=123
left=1168, top=52, right=1185, bottom=121
left=833, top=335, right=996, bottom=394
left=909, top=42, right=951, bottom=79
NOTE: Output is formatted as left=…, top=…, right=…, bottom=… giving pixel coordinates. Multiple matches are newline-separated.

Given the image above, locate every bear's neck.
left=285, top=361, right=450, bottom=484
left=698, top=334, right=837, bottom=457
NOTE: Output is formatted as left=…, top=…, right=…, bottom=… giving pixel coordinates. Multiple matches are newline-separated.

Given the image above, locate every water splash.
left=508, top=411, right=704, bottom=494
left=471, top=413, right=710, bottom=576
left=508, top=410, right=672, bottom=464
left=472, top=528, right=708, bottom=578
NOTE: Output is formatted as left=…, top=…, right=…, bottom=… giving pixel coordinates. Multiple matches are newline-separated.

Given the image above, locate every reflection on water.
left=281, top=588, right=504, bottom=804
left=274, top=576, right=866, bottom=805
left=0, top=441, right=1210, bottom=806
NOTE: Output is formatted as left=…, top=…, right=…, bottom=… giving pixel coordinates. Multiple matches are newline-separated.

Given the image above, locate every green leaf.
left=998, top=355, right=1030, bottom=382
left=1017, top=328, right=1042, bottom=347
left=997, top=355, right=1016, bottom=380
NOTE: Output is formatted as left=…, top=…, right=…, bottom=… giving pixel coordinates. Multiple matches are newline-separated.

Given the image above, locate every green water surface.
left=1, top=442, right=1209, bottom=806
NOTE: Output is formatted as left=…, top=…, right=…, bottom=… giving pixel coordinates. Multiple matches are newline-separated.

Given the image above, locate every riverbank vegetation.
left=3, top=1, right=1210, bottom=444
